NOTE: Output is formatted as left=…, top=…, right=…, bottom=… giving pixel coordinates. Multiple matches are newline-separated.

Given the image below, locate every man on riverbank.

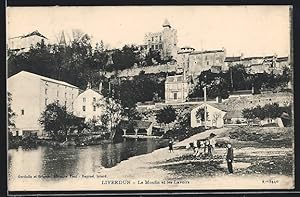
left=226, top=143, right=234, bottom=173
left=168, top=139, right=174, bottom=153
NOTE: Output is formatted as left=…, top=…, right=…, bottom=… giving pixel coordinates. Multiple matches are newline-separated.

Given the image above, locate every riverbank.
left=99, top=126, right=293, bottom=190
left=8, top=126, right=294, bottom=191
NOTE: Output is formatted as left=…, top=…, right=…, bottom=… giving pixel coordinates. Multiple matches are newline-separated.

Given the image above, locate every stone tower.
left=161, top=19, right=178, bottom=60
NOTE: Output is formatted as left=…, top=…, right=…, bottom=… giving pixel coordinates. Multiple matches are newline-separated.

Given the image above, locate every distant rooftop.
left=225, top=56, right=241, bottom=62
left=166, top=74, right=186, bottom=83
left=190, top=49, right=224, bottom=55
left=9, top=30, right=47, bottom=40
left=22, top=30, right=48, bottom=39
left=242, top=56, right=264, bottom=61
left=277, top=57, right=289, bottom=62
left=119, top=120, right=152, bottom=130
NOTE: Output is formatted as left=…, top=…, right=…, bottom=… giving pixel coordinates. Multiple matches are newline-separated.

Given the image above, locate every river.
left=8, top=138, right=169, bottom=187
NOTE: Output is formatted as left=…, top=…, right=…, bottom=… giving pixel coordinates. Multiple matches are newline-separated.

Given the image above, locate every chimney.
left=86, top=82, right=91, bottom=90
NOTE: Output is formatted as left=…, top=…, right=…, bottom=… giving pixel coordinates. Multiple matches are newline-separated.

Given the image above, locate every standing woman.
left=208, top=133, right=217, bottom=157
left=226, top=143, right=234, bottom=173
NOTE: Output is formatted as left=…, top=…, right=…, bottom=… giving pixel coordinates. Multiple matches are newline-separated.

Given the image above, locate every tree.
left=243, top=103, right=288, bottom=125
left=229, top=64, right=251, bottom=91
left=97, top=98, right=123, bottom=139
left=196, top=107, right=209, bottom=121
left=39, top=102, right=85, bottom=142
left=145, top=48, right=162, bottom=66
left=111, top=45, right=140, bottom=70
left=211, top=112, right=222, bottom=127
left=156, top=106, right=177, bottom=131
left=8, top=92, right=16, bottom=128
left=242, top=108, right=256, bottom=123
left=189, top=70, right=229, bottom=99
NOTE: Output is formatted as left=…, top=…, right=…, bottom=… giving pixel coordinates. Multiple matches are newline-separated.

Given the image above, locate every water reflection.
left=8, top=138, right=168, bottom=185
left=41, top=146, right=79, bottom=179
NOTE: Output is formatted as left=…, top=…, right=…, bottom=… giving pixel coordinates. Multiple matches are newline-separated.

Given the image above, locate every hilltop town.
left=8, top=19, right=292, bottom=144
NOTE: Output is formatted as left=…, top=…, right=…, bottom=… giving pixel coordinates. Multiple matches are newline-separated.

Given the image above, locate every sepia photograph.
left=6, top=5, right=294, bottom=191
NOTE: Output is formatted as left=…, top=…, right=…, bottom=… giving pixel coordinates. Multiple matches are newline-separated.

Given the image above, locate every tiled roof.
left=225, top=56, right=241, bottom=62
left=10, top=71, right=78, bottom=88
left=276, top=57, right=288, bottom=62
left=166, top=75, right=185, bottom=83
left=22, top=30, right=48, bottom=39
left=208, top=103, right=231, bottom=112
left=119, top=120, right=153, bottom=130
left=190, top=49, right=224, bottom=55
left=242, top=57, right=264, bottom=61
left=264, top=55, right=275, bottom=59
left=177, top=51, right=193, bottom=54
left=224, top=110, right=243, bottom=119
left=230, top=90, right=253, bottom=95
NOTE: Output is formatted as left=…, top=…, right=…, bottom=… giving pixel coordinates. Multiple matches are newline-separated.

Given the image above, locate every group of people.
left=187, top=133, right=217, bottom=158
left=186, top=132, right=234, bottom=174
left=167, top=132, right=234, bottom=173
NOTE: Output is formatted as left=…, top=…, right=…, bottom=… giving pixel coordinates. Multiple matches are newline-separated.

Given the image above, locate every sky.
left=7, top=6, right=291, bottom=57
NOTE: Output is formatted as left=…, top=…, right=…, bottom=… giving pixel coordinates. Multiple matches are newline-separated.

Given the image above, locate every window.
left=45, top=88, right=48, bottom=95
left=65, top=101, right=67, bottom=106
left=57, top=99, right=59, bottom=104
left=152, top=37, right=154, bottom=41
left=93, top=97, right=96, bottom=102
left=21, top=109, right=24, bottom=115
left=93, top=106, right=96, bottom=111
left=83, top=97, right=86, bottom=102
left=174, top=92, right=177, bottom=100
left=207, top=61, right=209, bottom=65
left=83, top=106, right=86, bottom=111
left=159, top=36, right=161, bottom=41
left=45, top=98, right=48, bottom=106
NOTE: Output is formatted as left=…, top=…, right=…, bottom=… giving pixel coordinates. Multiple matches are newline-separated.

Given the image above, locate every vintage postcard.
left=7, top=6, right=294, bottom=192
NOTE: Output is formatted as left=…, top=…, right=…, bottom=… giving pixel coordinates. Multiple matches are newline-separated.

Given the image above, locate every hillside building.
left=8, top=30, right=48, bottom=52
left=143, top=19, right=178, bottom=60
left=176, top=47, right=226, bottom=76
left=165, top=74, right=189, bottom=104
